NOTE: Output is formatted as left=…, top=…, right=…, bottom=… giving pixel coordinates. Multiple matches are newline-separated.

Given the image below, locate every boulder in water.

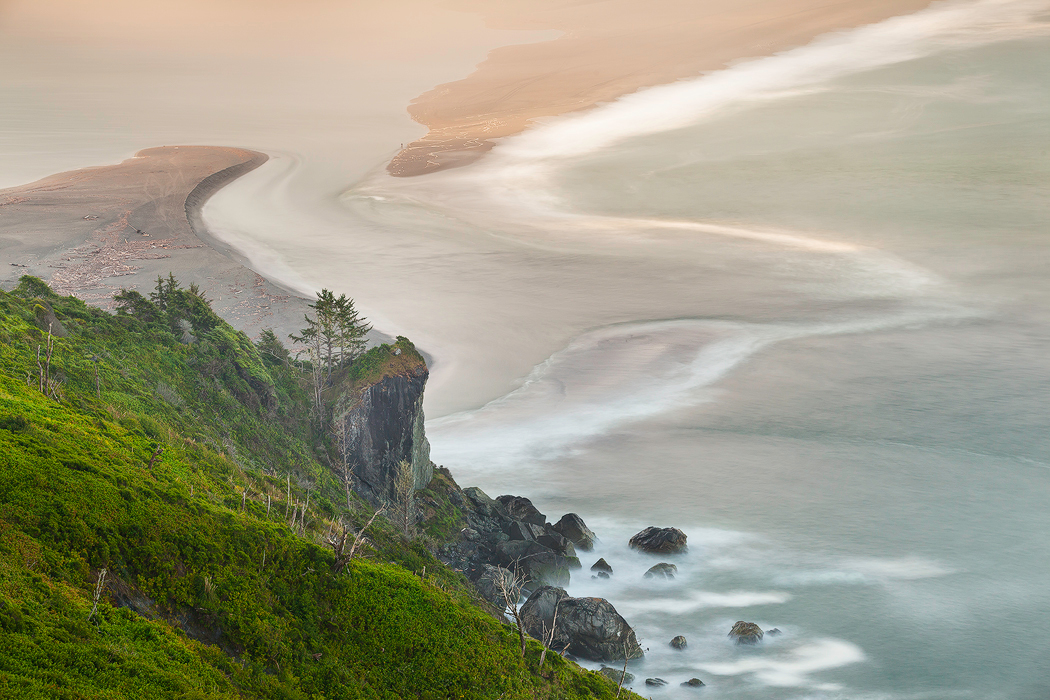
left=767, top=627, right=782, bottom=636
left=629, top=526, right=688, bottom=554
left=728, top=620, right=763, bottom=645
left=552, top=513, right=597, bottom=551
left=644, top=562, right=677, bottom=579
left=521, top=587, right=644, bottom=662
left=670, top=635, right=687, bottom=650
left=599, top=667, right=634, bottom=684
left=497, top=540, right=572, bottom=588
left=590, top=558, right=613, bottom=575
left=682, top=678, right=705, bottom=687
left=645, top=678, right=668, bottom=687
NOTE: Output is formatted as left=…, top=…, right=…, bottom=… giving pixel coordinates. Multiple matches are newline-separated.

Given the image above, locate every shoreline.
left=388, top=0, right=935, bottom=176
left=0, top=146, right=315, bottom=342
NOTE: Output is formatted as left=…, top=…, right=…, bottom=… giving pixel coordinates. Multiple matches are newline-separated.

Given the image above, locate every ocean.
left=305, top=1, right=1048, bottom=696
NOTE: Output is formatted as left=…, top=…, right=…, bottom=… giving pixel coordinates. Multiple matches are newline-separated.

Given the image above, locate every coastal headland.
left=389, top=0, right=934, bottom=176
left=0, top=146, right=313, bottom=341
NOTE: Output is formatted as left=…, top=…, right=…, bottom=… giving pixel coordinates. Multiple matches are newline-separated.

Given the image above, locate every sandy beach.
left=0, top=146, right=313, bottom=341
left=389, top=0, right=934, bottom=175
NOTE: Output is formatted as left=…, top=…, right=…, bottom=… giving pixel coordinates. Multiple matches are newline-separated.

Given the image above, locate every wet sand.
left=0, top=146, right=313, bottom=341
left=389, top=0, right=933, bottom=175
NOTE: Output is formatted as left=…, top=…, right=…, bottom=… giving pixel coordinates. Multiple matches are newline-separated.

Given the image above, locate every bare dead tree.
left=493, top=567, right=529, bottom=658
left=92, top=355, right=101, bottom=399
left=326, top=507, right=384, bottom=574
left=147, top=446, right=164, bottom=470
left=34, top=323, right=62, bottom=400
left=539, top=599, right=562, bottom=668
left=333, top=400, right=355, bottom=510
left=394, top=459, right=416, bottom=538
left=285, top=473, right=291, bottom=518
left=617, top=641, right=630, bottom=698
left=88, top=568, right=108, bottom=623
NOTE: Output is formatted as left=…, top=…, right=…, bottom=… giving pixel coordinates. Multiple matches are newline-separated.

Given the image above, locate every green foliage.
left=0, top=278, right=638, bottom=700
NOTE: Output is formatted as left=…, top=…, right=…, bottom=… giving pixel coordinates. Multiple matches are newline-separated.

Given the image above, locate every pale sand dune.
left=390, top=0, right=933, bottom=175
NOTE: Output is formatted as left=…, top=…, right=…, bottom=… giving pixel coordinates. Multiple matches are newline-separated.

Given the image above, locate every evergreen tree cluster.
left=290, top=288, right=371, bottom=380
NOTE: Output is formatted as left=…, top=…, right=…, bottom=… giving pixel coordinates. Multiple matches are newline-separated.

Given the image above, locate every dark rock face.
left=644, top=562, right=678, bottom=579
left=437, top=485, right=594, bottom=594
left=682, top=678, right=705, bottom=687
left=670, top=635, right=687, bottom=650
left=334, top=365, right=431, bottom=507
left=629, top=526, right=687, bottom=554
left=552, top=513, right=597, bottom=551
left=592, top=571, right=610, bottom=580
left=767, top=627, right=782, bottom=636
left=475, top=565, right=517, bottom=607
left=599, top=667, right=634, bottom=684
left=645, top=678, right=668, bottom=687
left=590, top=558, right=613, bottom=575
left=497, top=540, right=572, bottom=588
left=521, top=587, right=644, bottom=662
left=496, top=495, right=547, bottom=526
left=729, top=621, right=763, bottom=644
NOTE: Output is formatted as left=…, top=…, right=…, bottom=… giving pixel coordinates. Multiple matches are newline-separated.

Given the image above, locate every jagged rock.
left=682, top=678, right=705, bottom=687
left=670, top=635, right=687, bottom=649
left=552, top=513, right=597, bottom=551
left=475, top=565, right=517, bottom=607
left=461, top=528, right=480, bottom=542
left=599, top=667, right=634, bottom=684
left=497, top=540, right=571, bottom=588
left=504, top=520, right=535, bottom=541
left=592, top=571, right=610, bottom=580
left=462, top=487, right=501, bottom=517
left=496, top=495, right=547, bottom=527
left=645, top=678, right=668, bottom=687
left=590, top=558, right=613, bottom=575
left=519, top=586, right=570, bottom=636
left=521, top=587, right=644, bottom=662
left=729, top=621, right=763, bottom=645
left=537, top=532, right=577, bottom=558
left=644, top=562, right=677, bottom=579
left=767, top=627, right=782, bottom=636
left=629, top=526, right=688, bottom=554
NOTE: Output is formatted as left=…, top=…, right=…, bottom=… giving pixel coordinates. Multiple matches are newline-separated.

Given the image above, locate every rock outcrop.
left=729, top=621, right=763, bottom=644
left=682, top=678, right=705, bottom=687
left=520, top=586, right=644, bottom=662
left=552, top=513, right=597, bottom=551
left=599, top=667, right=634, bottom=684
left=670, top=635, right=687, bottom=650
left=629, top=526, right=688, bottom=554
left=330, top=339, right=432, bottom=507
left=645, top=678, right=668, bottom=687
left=590, top=558, right=613, bottom=575
left=644, top=562, right=677, bottom=579
left=437, top=486, right=589, bottom=592
left=475, top=564, right=516, bottom=607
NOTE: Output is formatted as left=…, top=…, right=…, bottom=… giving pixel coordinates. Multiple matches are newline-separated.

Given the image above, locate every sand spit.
left=389, top=0, right=933, bottom=176
left=0, top=146, right=312, bottom=341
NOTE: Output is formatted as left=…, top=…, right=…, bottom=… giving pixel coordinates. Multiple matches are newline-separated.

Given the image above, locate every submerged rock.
left=590, top=558, right=613, bottom=575
left=552, top=513, right=597, bottom=551
left=629, top=526, right=688, bottom=554
left=728, top=621, right=763, bottom=645
left=521, top=587, right=644, bottom=662
left=599, top=667, right=634, bottom=684
left=767, top=627, right=782, bottom=636
left=682, top=678, right=705, bottom=687
left=644, top=562, right=677, bottom=579
left=592, top=571, right=610, bottom=580
left=645, top=678, right=668, bottom=687
left=670, top=635, right=687, bottom=650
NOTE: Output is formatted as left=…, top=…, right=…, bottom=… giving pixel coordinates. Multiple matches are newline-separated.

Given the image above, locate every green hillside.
left=0, top=277, right=637, bottom=699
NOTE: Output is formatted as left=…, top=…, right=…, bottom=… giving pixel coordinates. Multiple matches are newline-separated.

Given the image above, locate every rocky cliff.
left=329, top=337, right=433, bottom=507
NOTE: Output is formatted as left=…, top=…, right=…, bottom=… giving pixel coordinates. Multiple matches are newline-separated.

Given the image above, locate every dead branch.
left=327, top=507, right=383, bottom=574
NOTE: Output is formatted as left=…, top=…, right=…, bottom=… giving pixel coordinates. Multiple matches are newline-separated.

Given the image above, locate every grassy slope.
left=0, top=279, right=637, bottom=700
